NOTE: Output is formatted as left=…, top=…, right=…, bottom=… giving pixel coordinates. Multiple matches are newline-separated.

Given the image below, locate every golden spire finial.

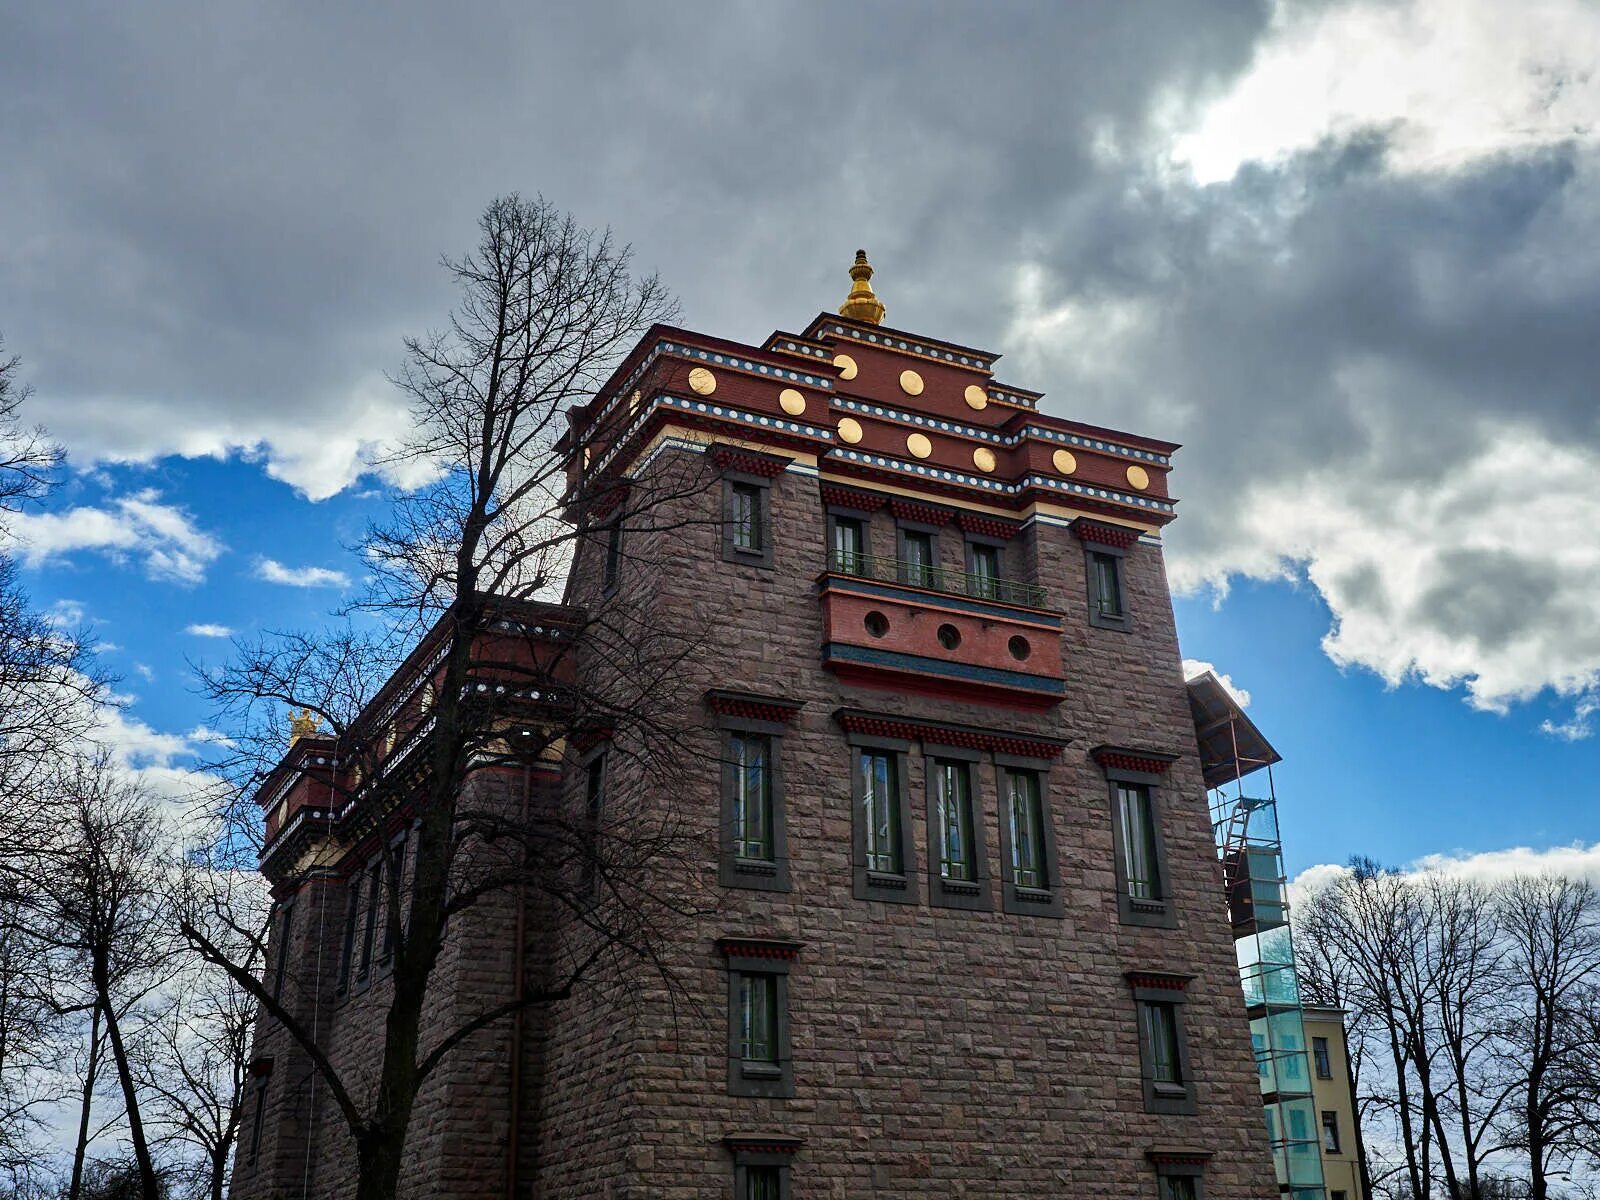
left=838, top=249, right=886, bottom=326
left=289, top=707, right=320, bottom=745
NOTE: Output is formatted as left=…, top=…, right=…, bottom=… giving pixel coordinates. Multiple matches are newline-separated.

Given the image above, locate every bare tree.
left=181, top=195, right=716, bottom=1200
left=1494, top=876, right=1600, bottom=1200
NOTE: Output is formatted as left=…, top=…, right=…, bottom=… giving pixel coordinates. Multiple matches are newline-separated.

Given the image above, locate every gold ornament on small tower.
left=288, top=707, right=321, bottom=745
left=838, top=249, right=886, bottom=326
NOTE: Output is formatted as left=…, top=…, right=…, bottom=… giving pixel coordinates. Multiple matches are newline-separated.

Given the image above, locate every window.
left=1159, top=1175, right=1199, bottom=1200
left=745, top=1167, right=781, bottom=1200
left=711, top=692, right=797, bottom=891
left=924, top=749, right=991, bottom=910
left=247, top=1078, right=269, bottom=1166
left=848, top=734, right=915, bottom=904
left=721, top=939, right=796, bottom=1098
left=726, top=1135, right=797, bottom=1200
left=1322, top=1110, right=1342, bottom=1154
left=1332, top=1192, right=1348, bottom=1200
left=1101, top=756, right=1177, bottom=928
left=862, top=751, right=901, bottom=873
left=1082, top=538, right=1131, bottom=630
left=996, top=760, right=1063, bottom=917
left=966, top=540, right=1001, bottom=599
left=270, top=898, right=293, bottom=1002
left=732, top=732, right=773, bottom=860
left=1313, top=1035, right=1332, bottom=1079
left=337, top=872, right=361, bottom=992
left=831, top=515, right=866, bottom=575
left=1130, top=975, right=1196, bottom=1114
left=721, top=472, right=775, bottom=568
left=357, top=858, right=381, bottom=983
left=1118, top=784, right=1160, bottom=901
left=898, top=527, right=936, bottom=589
left=602, top=519, right=622, bottom=592
left=380, top=828, right=409, bottom=964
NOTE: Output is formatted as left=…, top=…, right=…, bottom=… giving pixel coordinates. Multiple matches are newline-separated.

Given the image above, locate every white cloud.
left=185, top=622, right=233, bottom=638
left=254, top=558, right=351, bottom=589
left=1541, top=693, right=1599, bottom=742
left=7, top=489, right=223, bottom=583
left=1182, top=659, right=1252, bottom=708
left=1295, top=841, right=1600, bottom=895
left=1172, top=0, right=1600, bottom=183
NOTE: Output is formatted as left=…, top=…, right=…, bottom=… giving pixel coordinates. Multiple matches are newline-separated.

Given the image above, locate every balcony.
left=828, top=549, right=1048, bottom=608
left=818, top=552, right=1064, bottom=710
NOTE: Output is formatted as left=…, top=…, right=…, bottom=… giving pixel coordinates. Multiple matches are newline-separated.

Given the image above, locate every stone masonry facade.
left=233, top=268, right=1280, bottom=1199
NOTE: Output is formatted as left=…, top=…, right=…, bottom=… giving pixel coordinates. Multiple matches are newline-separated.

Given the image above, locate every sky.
left=2, top=0, right=1597, bottom=883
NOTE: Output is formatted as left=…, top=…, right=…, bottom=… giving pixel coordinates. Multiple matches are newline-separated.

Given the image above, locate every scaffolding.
left=1188, top=672, right=1325, bottom=1200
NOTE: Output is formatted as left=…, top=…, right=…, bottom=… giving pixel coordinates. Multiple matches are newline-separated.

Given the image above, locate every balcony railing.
left=827, top=549, right=1047, bottom=608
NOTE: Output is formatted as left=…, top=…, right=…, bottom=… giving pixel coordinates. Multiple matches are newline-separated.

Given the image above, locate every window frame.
left=1136, top=995, right=1196, bottom=1114
left=246, top=1074, right=270, bottom=1167
left=1313, top=1035, right=1332, bottom=1078
left=994, top=755, right=1064, bottom=918
left=356, top=856, right=382, bottom=984
left=1156, top=1167, right=1204, bottom=1200
left=716, top=711, right=791, bottom=893
left=895, top=520, right=940, bottom=590
left=847, top=731, right=917, bottom=905
left=726, top=1137, right=798, bottom=1200
left=722, top=943, right=796, bottom=1099
left=1322, top=1109, right=1342, bottom=1154
left=923, top=745, right=992, bottom=911
left=1105, top=764, right=1178, bottom=928
left=378, top=825, right=410, bottom=967
left=962, top=534, right=1006, bottom=601
left=601, top=517, right=623, bottom=595
left=337, top=870, right=361, bottom=994
left=722, top=470, right=774, bottom=568
left=270, top=895, right=294, bottom=1003
left=825, top=505, right=873, bottom=577
left=1085, top=540, right=1130, bottom=631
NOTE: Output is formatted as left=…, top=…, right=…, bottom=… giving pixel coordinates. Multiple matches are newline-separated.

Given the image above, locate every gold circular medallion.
left=906, top=432, right=933, bottom=459
left=899, top=369, right=925, bottom=396
left=778, top=388, right=807, bottom=416
left=972, top=446, right=997, bottom=472
left=1052, top=449, right=1077, bottom=475
left=964, top=384, right=989, bottom=411
left=1126, top=464, right=1150, bottom=490
left=837, top=417, right=864, bottom=444
left=833, top=353, right=858, bottom=381
left=687, top=366, right=716, bottom=396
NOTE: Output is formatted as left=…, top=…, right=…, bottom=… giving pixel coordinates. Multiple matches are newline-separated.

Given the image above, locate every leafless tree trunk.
left=184, top=195, right=717, bottom=1200
left=68, top=1004, right=104, bottom=1200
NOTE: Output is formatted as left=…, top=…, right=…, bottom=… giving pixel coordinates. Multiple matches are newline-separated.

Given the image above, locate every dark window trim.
left=715, top=712, right=791, bottom=893
left=1132, top=984, right=1198, bottom=1115
left=994, top=754, right=1064, bottom=918
left=378, top=825, right=409, bottom=967
left=1313, top=1035, right=1333, bottom=1079
left=246, top=1076, right=269, bottom=1166
left=270, top=895, right=295, bottom=1003
left=846, top=731, right=917, bottom=905
left=1085, top=540, right=1130, bottom=631
left=356, top=857, right=381, bottom=984
left=722, top=944, right=797, bottom=1099
left=1322, top=1110, right=1342, bottom=1154
left=722, top=469, right=775, bottom=569
left=726, top=1136, right=800, bottom=1200
left=1152, top=1159, right=1207, bottom=1200
left=923, top=747, right=992, bottom=911
left=825, top=504, right=874, bottom=571
left=337, top=871, right=361, bottom=994
left=1106, top=764, right=1178, bottom=928
left=578, top=742, right=609, bottom=902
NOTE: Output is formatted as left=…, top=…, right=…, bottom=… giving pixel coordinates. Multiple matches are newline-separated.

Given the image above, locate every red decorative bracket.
left=716, top=937, right=804, bottom=962
left=710, top=445, right=792, bottom=478
left=888, top=497, right=955, bottom=527
left=1071, top=518, right=1141, bottom=549
left=1124, top=970, right=1195, bottom=992
left=819, top=481, right=887, bottom=512
left=834, top=709, right=1067, bottom=760
left=957, top=512, right=1020, bottom=541
left=1091, top=745, right=1179, bottom=775
left=705, top=690, right=804, bottom=725
left=723, top=1133, right=804, bottom=1155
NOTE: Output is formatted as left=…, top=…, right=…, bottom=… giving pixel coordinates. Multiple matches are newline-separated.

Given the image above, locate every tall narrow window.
left=602, top=520, right=622, bottom=592
left=357, top=858, right=381, bottom=982
left=1118, top=784, right=1161, bottom=901
left=1091, top=551, right=1123, bottom=618
left=739, top=973, right=778, bottom=1064
left=1008, top=771, right=1046, bottom=889
left=932, top=759, right=975, bottom=881
left=1313, top=1036, right=1332, bottom=1079
left=731, top=482, right=762, bottom=552
left=966, top=541, right=1001, bottom=600
left=860, top=750, right=901, bottom=874
left=900, top=529, right=935, bottom=588
left=1143, top=1002, right=1183, bottom=1085
left=832, top=516, right=865, bottom=575
left=338, top=873, right=361, bottom=991
left=247, top=1079, right=269, bottom=1165
left=731, top=732, right=773, bottom=861
left=745, top=1167, right=781, bottom=1200
left=380, top=829, right=408, bottom=965
left=1321, top=1111, right=1342, bottom=1153
left=721, top=938, right=797, bottom=1098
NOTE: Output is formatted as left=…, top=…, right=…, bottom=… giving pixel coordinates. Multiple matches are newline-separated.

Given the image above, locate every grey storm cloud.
left=4, top=0, right=1600, bottom=721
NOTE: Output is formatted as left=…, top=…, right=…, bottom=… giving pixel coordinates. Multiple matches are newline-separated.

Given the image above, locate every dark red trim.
left=710, top=445, right=792, bottom=478
left=834, top=708, right=1067, bottom=757
left=1146, top=1150, right=1213, bottom=1166
left=705, top=690, right=804, bottom=725
left=1091, top=746, right=1180, bottom=775
left=819, top=481, right=887, bottom=512
left=248, top=1056, right=275, bottom=1078
left=1071, top=518, right=1141, bottom=549
left=1124, top=971, right=1195, bottom=992
left=716, top=937, right=804, bottom=961
left=888, top=497, right=955, bottom=527
left=723, top=1133, right=804, bottom=1154
left=957, top=512, right=1020, bottom=540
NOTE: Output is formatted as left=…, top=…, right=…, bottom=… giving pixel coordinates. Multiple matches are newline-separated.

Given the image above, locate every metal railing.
left=827, top=548, right=1048, bottom=608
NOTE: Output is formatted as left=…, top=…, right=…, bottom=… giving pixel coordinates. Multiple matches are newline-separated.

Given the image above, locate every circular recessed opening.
left=937, top=623, right=962, bottom=650
left=1008, top=635, right=1032, bottom=662
left=864, top=611, right=890, bottom=638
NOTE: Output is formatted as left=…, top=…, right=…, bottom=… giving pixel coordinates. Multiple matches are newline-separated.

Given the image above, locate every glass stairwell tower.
left=1188, top=673, right=1325, bottom=1200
